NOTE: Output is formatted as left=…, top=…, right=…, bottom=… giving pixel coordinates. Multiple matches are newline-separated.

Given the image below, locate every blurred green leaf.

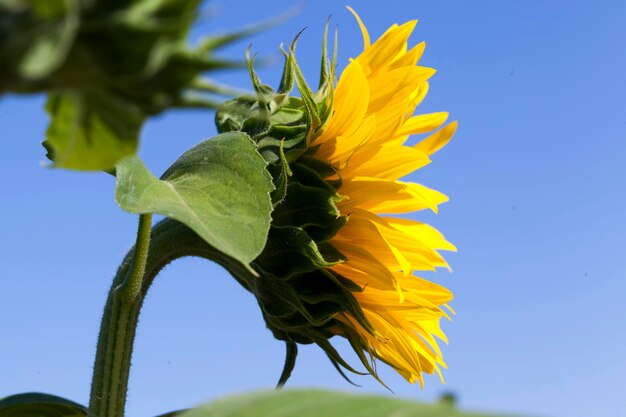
left=115, top=131, right=273, bottom=265
left=30, top=0, right=69, bottom=18
left=43, top=90, right=142, bottom=170
left=0, top=0, right=290, bottom=171
left=18, top=13, right=79, bottom=79
left=0, top=392, right=86, bottom=417
left=155, top=411, right=188, bottom=417
left=154, top=411, right=188, bottom=417
left=177, top=389, right=517, bottom=417
left=0, top=0, right=79, bottom=81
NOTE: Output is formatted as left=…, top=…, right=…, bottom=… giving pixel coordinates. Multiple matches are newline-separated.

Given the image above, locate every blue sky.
left=1, top=1, right=626, bottom=417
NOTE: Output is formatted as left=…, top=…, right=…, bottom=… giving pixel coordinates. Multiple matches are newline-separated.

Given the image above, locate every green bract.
left=215, top=33, right=374, bottom=385
left=0, top=0, right=275, bottom=170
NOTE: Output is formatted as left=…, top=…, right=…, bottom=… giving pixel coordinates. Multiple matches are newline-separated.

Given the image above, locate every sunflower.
left=216, top=7, right=457, bottom=388
left=307, top=8, right=458, bottom=386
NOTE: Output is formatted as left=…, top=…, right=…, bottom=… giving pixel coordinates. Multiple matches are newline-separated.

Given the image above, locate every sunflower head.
left=216, top=8, right=457, bottom=388
left=216, top=33, right=370, bottom=381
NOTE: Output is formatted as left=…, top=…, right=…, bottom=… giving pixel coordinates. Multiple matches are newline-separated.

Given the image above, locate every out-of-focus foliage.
left=0, top=390, right=523, bottom=417
left=0, top=392, right=87, bottom=417
left=177, top=390, right=520, bottom=417
left=0, top=0, right=265, bottom=170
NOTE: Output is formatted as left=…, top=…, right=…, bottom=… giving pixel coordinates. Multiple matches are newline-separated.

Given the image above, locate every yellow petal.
left=338, top=177, right=448, bottom=214
left=357, top=20, right=417, bottom=74
left=415, top=121, right=458, bottom=156
left=314, top=60, right=370, bottom=143
left=315, top=114, right=377, bottom=168
left=394, top=112, right=449, bottom=139
left=390, top=42, right=426, bottom=69
left=367, top=66, right=435, bottom=113
left=341, top=144, right=430, bottom=181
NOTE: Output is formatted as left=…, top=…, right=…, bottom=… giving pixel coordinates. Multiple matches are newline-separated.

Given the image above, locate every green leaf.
left=177, top=389, right=518, bottom=417
left=30, top=0, right=69, bottom=18
left=12, top=0, right=79, bottom=80
left=115, top=131, right=274, bottom=266
left=1, top=0, right=284, bottom=170
left=43, top=91, right=143, bottom=170
left=154, top=410, right=188, bottom=417
left=0, top=392, right=86, bottom=417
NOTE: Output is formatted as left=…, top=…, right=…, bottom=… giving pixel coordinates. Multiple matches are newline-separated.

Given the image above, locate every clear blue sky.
left=1, top=1, right=625, bottom=417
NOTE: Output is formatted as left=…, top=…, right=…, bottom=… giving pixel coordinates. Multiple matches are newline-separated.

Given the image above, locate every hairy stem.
left=88, top=213, right=152, bottom=417
left=88, top=218, right=255, bottom=417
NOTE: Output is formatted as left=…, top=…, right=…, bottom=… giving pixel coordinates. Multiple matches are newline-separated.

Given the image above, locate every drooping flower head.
left=216, top=7, right=457, bottom=388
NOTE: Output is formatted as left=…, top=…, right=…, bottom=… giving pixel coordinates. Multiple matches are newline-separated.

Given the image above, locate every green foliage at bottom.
left=0, top=389, right=524, bottom=417
left=177, top=389, right=518, bottom=417
left=0, top=392, right=86, bottom=417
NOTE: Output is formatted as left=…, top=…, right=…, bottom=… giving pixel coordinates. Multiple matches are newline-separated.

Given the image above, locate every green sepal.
left=316, top=337, right=368, bottom=380
left=257, top=127, right=308, bottom=156
left=314, top=23, right=338, bottom=129
left=272, top=182, right=339, bottom=228
left=255, top=226, right=343, bottom=278
left=216, top=33, right=338, bottom=172
left=251, top=265, right=373, bottom=363
left=305, top=216, right=347, bottom=243
left=0, top=392, right=86, bottom=417
left=276, top=340, right=298, bottom=387
left=294, top=155, right=341, bottom=183
left=243, top=50, right=273, bottom=139
left=217, top=93, right=310, bottom=166
left=278, top=44, right=295, bottom=94
left=318, top=18, right=331, bottom=90
left=289, top=269, right=373, bottom=336
left=214, top=96, right=258, bottom=133
left=253, top=268, right=338, bottom=328
left=266, top=105, right=306, bottom=126
left=270, top=141, right=292, bottom=206
left=256, top=103, right=309, bottom=162
left=292, top=53, right=321, bottom=136
left=290, top=161, right=338, bottom=193
left=342, top=326, right=390, bottom=388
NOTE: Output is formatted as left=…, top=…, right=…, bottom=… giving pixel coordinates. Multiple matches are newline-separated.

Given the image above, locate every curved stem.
left=88, top=213, right=152, bottom=417
left=117, top=214, right=153, bottom=302
left=88, top=218, right=255, bottom=417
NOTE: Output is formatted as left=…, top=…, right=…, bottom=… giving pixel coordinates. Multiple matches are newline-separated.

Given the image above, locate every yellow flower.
left=308, top=8, right=458, bottom=386
left=216, top=7, right=457, bottom=388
